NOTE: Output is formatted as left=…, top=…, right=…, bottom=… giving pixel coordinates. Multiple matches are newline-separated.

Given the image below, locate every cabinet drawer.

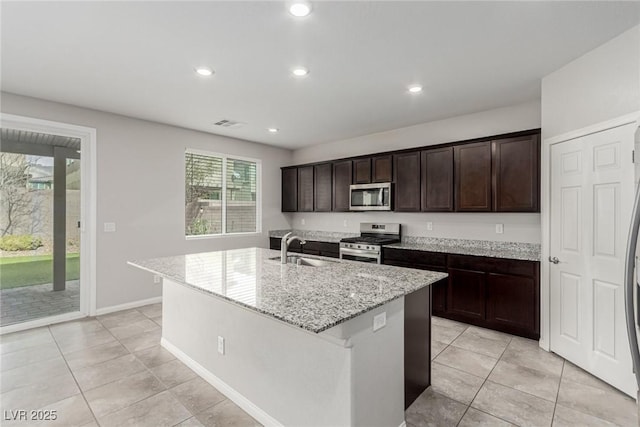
left=447, top=254, right=536, bottom=277
left=383, top=248, right=447, bottom=269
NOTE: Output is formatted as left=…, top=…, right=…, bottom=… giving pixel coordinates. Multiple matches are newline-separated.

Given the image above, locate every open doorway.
left=0, top=115, right=96, bottom=333
left=0, top=130, right=81, bottom=326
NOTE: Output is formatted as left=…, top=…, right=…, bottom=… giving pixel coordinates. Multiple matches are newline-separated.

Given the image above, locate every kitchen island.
left=129, top=247, right=447, bottom=427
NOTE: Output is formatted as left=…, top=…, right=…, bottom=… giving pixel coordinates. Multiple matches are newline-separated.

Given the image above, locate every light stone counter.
left=387, top=236, right=541, bottom=262
left=129, top=247, right=445, bottom=426
left=269, top=229, right=358, bottom=243
left=269, top=230, right=541, bottom=261
left=129, top=247, right=446, bottom=333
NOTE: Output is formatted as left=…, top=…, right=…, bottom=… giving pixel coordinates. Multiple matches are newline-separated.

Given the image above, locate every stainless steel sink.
left=269, top=255, right=336, bottom=267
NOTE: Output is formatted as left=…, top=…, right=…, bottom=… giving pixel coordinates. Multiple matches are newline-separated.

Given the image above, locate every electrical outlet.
left=373, top=312, right=386, bottom=332
left=103, top=222, right=116, bottom=233
left=426, top=222, right=433, bottom=231
left=495, top=223, right=504, bottom=234
left=153, top=275, right=161, bottom=284
left=301, top=218, right=306, bottom=226
left=343, top=219, right=348, bottom=228
left=217, top=336, right=225, bottom=355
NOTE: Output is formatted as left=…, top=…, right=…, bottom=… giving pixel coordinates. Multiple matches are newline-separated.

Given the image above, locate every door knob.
left=549, top=256, right=560, bottom=264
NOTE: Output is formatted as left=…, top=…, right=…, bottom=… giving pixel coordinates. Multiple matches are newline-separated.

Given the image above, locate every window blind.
left=185, top=151, right=258, bottom=236
left=225, top=158, right=257, bottom=233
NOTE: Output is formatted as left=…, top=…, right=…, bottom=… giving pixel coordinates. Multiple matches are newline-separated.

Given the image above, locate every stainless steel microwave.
left=349, top=183, right=392, bottom=211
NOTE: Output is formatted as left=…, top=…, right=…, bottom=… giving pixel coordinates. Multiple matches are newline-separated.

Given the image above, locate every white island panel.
left=162, top=278, right=404, bottom=427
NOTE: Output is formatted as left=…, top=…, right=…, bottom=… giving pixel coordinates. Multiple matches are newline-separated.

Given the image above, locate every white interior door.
left=550, top=122, right=636, bottom=396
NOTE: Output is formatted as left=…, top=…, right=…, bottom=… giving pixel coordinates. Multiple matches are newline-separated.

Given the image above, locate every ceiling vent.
left=213, top=119, right=244, bottom=128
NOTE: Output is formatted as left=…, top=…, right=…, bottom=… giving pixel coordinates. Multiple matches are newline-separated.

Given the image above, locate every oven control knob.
left=357, top=245, right=361, bottom=249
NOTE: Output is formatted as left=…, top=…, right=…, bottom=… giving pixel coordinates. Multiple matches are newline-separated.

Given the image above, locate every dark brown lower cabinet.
left=486, top=273, right=538, bottom=336
left=383, top=248, right=539, bottom=339
left=268, top=237, right=339, bottom=258
left=447, top=268, right=485, bottom=320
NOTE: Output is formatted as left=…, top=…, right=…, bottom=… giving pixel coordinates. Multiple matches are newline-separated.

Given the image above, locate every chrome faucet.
left=281, top=232, right=306, bottom=264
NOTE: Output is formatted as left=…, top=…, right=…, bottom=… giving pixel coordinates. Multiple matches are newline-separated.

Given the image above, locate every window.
left=185, top=150, right=260, bottom=237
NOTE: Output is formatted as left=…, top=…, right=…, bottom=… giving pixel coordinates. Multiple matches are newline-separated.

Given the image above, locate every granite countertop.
left=128, top=248, right=447, bottom=334
left=269, top=229, right=358, bottom=243
left=387, top=237, right=541, bottom=262
left=269, top=230, right=541, bottom=261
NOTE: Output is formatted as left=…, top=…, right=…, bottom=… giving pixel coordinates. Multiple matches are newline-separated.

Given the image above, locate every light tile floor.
left=0, top=305, right=637, bottom=426
left=408, top=316, right=639, bottom=427
left=1, top=280, right=80, bottom=327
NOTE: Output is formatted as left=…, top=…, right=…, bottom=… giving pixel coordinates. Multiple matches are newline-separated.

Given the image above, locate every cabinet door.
left=372, top=155, right=393, bottom=182
left=353, top=158, right=371, bottom=184
left=432, top=279, right=447, bottom=316
left=492, top=134, right=540, bottom=212
left=332, top=160, right=352, bottom=211
left=486, top=273, right=538, bottom=337
left=394, top=151, right=421, bottom=212
left=314, top=163, right=332, bottom=212
left=455, top=142, right=492, bottom=212
left=421, top=147, right=454, bottom=212
left=297, top=166, right=314, bottom=212
left=281, top=168, right=298, bottom=212
left=447, top=268, right=486, bottom=320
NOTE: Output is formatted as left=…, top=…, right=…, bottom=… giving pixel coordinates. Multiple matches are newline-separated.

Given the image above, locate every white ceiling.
left=2, top=2, right=639, bottom=150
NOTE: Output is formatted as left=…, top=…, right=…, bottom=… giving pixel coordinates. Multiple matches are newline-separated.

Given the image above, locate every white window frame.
left=185, top=148, right=262, bottom=239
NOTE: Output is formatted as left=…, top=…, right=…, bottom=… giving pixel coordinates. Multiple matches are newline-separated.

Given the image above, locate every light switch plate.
left=104, top=222, right=116, bottom=233
left=495, top=224, right=504, bottom=234
left=343, top=220, right=348, bottom=228
left=373, top=312, right=386, bottom=332
left=426, top=222, right=433, bottom=231
left=301, top=218, right=306, bottom=226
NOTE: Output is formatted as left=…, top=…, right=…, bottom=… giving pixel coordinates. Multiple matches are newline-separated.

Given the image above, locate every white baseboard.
left=0, top=311, right=86, bottom=335
left=95, top=296, right=162, bottom=316
left=161, top=337, right=284, bottom=427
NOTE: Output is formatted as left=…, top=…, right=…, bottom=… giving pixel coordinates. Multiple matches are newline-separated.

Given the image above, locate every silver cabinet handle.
left=549, top=256, right=560, bottom=264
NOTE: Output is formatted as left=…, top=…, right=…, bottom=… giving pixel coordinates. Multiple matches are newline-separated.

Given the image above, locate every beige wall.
left=542, top=25, right=640, bottom=139
left=289, top=101, right=542, bottom=243
left=1, top=92, right=292, bottom=309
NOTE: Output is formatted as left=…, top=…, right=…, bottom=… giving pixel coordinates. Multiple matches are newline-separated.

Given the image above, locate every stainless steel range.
left=339, top=223, right=401, bottom=264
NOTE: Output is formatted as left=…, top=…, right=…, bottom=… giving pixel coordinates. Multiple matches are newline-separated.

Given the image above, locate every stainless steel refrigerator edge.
left=624, top=123, right=640, bottom=413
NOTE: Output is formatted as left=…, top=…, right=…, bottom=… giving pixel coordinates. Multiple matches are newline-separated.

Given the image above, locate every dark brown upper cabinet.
left=297, top=166, right=314, bottom=212
left=313, top=163, right=332, bottom=212
left=353, top=158, right=371, bottom=184
left=372, top=155, right=393, bottom=183
left=394, top=151, right=421, bottom=212
left=492, top=135, right=540, bottom=212
left=455, top=141, right=492, bottom=212
left=332, top=160, right=352, bottom=212
left=281, top=167, right=298, bottom=212
left=421, top=147, right=454, bottom=212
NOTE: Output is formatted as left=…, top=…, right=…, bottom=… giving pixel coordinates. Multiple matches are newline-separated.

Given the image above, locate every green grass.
left=0, top=253, right=80, bottom=289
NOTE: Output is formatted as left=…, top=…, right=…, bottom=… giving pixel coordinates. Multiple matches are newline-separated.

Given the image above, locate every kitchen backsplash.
left=286, top=211, right=541, bottom=244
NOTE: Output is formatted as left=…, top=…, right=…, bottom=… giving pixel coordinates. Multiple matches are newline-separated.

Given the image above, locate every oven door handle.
left=339, top=247, right=378, bottom=256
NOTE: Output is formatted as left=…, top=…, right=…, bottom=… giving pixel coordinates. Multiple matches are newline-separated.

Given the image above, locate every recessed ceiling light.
left=268, top=128, right=279, bottom=133
left=408, top=84, right=423, bottom=93
left=289, top=2, right=311, bottom=17
left=292, top=67, right=309, bottom=77
left=195, top=67, right=214, bottom=76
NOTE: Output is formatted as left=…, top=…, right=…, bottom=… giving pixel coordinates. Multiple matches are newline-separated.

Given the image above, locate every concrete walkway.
left=0, top=280, right=80, bottom=326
